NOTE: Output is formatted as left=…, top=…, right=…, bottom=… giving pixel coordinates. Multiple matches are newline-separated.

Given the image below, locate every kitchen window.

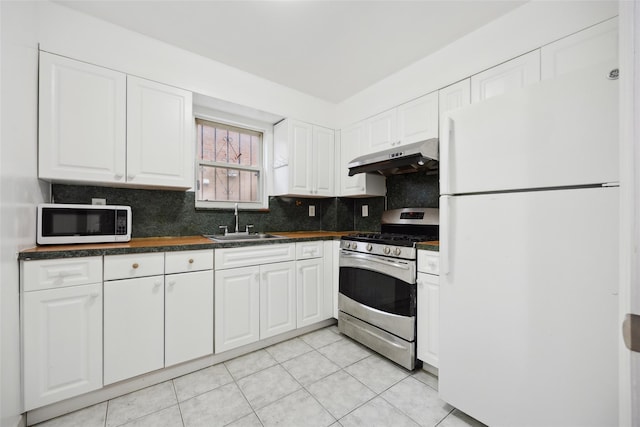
left=195, top=118, right=264, bottom=209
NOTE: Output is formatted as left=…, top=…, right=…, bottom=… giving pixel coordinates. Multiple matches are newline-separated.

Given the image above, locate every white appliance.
left=439, top=61, right=619, bottom=427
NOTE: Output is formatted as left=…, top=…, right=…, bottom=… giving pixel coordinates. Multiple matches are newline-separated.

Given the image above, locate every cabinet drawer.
left=104, top=252, right=164, bottom=281
left=417, top=251, right=439, bottom=275
left=165, top=250, right=213, bottom=274
left=22, top=256, right=102, bottom=292
left=296, top=241, right=324, bottom=260
left=215, top=244, right=295, bottom=270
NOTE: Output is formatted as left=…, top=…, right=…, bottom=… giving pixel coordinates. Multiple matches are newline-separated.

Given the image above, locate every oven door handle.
left=340, top=250, right=416, bottom=284
left=340, top=251, right=411, bottom=270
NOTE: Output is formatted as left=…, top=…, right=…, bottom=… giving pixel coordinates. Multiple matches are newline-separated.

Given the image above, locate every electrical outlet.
left=92, top=198, right=106, bottom=205
left=309, top=205, right=316, bottom=217
left=362, top=205, right=369, bottom=217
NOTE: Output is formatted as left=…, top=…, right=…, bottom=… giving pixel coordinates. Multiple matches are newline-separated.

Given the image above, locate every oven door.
left=338, top=250, right=416, bottom=341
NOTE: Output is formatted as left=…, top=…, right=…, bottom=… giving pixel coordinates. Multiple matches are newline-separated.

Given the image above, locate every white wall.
left=336, top=0, right=618, bottom=127
left=35, top=1, right=336, bottom=129
left=0, top=2, right=49, bottom=427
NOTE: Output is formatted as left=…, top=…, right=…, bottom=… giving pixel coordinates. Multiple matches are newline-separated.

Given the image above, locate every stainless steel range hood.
left=348, top=138, right=439, bottom=176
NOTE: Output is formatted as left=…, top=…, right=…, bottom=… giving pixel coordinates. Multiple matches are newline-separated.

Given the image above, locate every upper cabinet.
left=471, top=50, right=541, bottom=103
left=338, top=123, right=386, bottom=197
left=272, top=119, right=335, bottom=197
left=439, top=79, right=471, bottom=118
left=364, top=92, right=438, bottom=154
left=397, top=92, right=439, bottom=145
left=38, top=52, right=193, bottom=189
left=39, top=52, right=127, bottom=184
left=126, top=76, right=193, bottom=188
left=541, top=18, right=618, bottom=80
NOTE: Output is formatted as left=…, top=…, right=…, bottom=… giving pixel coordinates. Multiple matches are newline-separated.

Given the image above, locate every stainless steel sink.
left=203, top=233, right=286, bottom=242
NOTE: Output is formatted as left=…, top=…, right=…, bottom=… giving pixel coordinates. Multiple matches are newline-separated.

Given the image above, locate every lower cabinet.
left=260, top=261, right=297, bottom=339
left=104, top=275, right=165, bottom=385
left=296, top=258, right=324, bottom=328
left=21, top=256, right=103, bottom=411
left=214, top=266, right=261, bottom=353
left=417, top=250, right=440, bottom=368
left=165, top=269, right=214, bottom=366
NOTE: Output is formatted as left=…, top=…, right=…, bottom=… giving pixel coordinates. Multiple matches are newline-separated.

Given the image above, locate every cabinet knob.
left=168, top=280, right=176, bottom=287
left=255, top=273, right=260, bottom=281
left=90, top=292, right=99, bottom=298
left=188, top=258, right=194, bottom=264
left=127, top=174, right=136, bottom=181
left=132, top=263, right=139, bottom=269
left=153, top=281, right=162, bottom=290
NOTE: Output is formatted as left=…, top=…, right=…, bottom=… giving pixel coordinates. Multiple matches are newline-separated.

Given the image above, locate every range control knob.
left=384, top=247, right=391, bottom=255
left=393, top=247, right=402, bottom=256
left=350, top=242, right=357, bottom=250
left=366, top=243, right=373, bottom=252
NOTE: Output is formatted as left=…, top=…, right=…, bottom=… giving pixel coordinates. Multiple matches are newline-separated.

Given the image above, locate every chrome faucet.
left=234, top=203, right=239, bottom=234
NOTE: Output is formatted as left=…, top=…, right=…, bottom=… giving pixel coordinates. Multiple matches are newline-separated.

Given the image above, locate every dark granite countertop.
left=19, top=232, right=350, bottom=261
left=416, top=241, right=440, bottom=252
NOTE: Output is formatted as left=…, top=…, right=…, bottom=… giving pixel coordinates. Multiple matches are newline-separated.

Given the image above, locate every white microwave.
left=37, top=203, right=132, bottom=245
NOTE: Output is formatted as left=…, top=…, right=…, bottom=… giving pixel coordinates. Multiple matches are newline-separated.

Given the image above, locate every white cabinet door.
left=165, top=270, right=214, bottom=366
left=471, top=50, right=541, bottom=103
left=313, top=126, right=335, bottom=196
left=260, top=261, right=296, bottom=339
left=417, top=272, right=439, bottom=368
left=397, top=92, right=439, bottom=145
left=215, top=266, right=260, bottom=352
left=439, top=79, right=471, bottom=119
left=127, top=76, right=193, bottom=188
left=38, top=52, right=126, bottom=184
left=296, top=258, right=324, bottom=328
left=366, top=109, right=397, bottom=153
left=104, top=276, right=165, bottom=385
left=289, top=120, right=314, bottom=195
left=541, top=18, right=618, bottom=80
left=23, top=283, right=103, bottom=410
left=339, top=124, right=386, bottom=197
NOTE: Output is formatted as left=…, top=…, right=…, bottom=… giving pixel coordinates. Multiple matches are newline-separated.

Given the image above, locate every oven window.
left=339, top=267, right=416, bottom=317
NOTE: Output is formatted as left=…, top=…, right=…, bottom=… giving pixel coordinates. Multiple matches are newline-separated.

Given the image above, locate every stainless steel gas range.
left=338, top=207, right=439, bottom=370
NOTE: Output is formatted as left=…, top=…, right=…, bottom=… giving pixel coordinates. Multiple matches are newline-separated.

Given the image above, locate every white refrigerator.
left=439, top=61, right=619, bottom=427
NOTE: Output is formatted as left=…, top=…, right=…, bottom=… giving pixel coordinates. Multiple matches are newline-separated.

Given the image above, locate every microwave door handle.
left=340, top=251, right=411, bottom=271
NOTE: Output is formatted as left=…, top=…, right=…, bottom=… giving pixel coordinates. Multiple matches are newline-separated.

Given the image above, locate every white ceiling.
left=55, top=0, right=527, bottom=103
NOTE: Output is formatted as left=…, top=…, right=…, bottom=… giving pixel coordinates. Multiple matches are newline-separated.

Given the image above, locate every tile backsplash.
left=386, top=172, right=439, bottom=210
left=51, top=184, right=385, bottom=237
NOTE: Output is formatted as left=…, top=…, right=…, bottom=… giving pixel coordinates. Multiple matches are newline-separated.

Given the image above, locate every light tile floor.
left=35, top=326, right=486, bottom=427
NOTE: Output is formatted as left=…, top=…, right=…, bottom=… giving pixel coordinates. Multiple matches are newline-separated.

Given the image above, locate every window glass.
left=196, top=119, right=263, bottom=207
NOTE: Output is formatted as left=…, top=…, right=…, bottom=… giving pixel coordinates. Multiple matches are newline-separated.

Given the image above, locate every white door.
left=416, top=272, right=439, bottom=368
left=38, top=52, right=126, bottom=184
left=471, top=50, right=541, bottom=103
left=289, top=120, right=314, bottom=195
left=104, top=276, right=165, bottom=385
left=127, top=76, right=193, bottom=188
left=165, top=270, right=214, bottom=366
left=439, top=187, right=619, bottom=426
left=397, top=92, right=438, bottom=145
left=23, top=283, right=102, bottom=410
left=340, top=123, right=366, bottom=195
left=260, top=261, right=296, bottom=339
left=618, top=3, right=639, bottom=424
left=366, top=109, right=397, bottom=153
left=297, top=258, right=324, bottom=328
left=215, top=267, right=260, bottom=352
left=541, top=17, right=618, bottom=80
left=442, top=61, right=618, bottom=195
left=313, top=126, right=335, bottom=196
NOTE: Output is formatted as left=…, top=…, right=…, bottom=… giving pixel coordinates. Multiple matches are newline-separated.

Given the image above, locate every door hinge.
left=623, top=313, right=640, bottom=353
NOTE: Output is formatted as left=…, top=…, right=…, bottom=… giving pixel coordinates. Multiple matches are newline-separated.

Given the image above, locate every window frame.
left=194, top=115, right=270, bottom=210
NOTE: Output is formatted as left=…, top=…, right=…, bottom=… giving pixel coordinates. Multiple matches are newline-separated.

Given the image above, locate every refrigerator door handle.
left=440, top=118, right=453, bottom=195
left=440, top=195, right=451, bottom=276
